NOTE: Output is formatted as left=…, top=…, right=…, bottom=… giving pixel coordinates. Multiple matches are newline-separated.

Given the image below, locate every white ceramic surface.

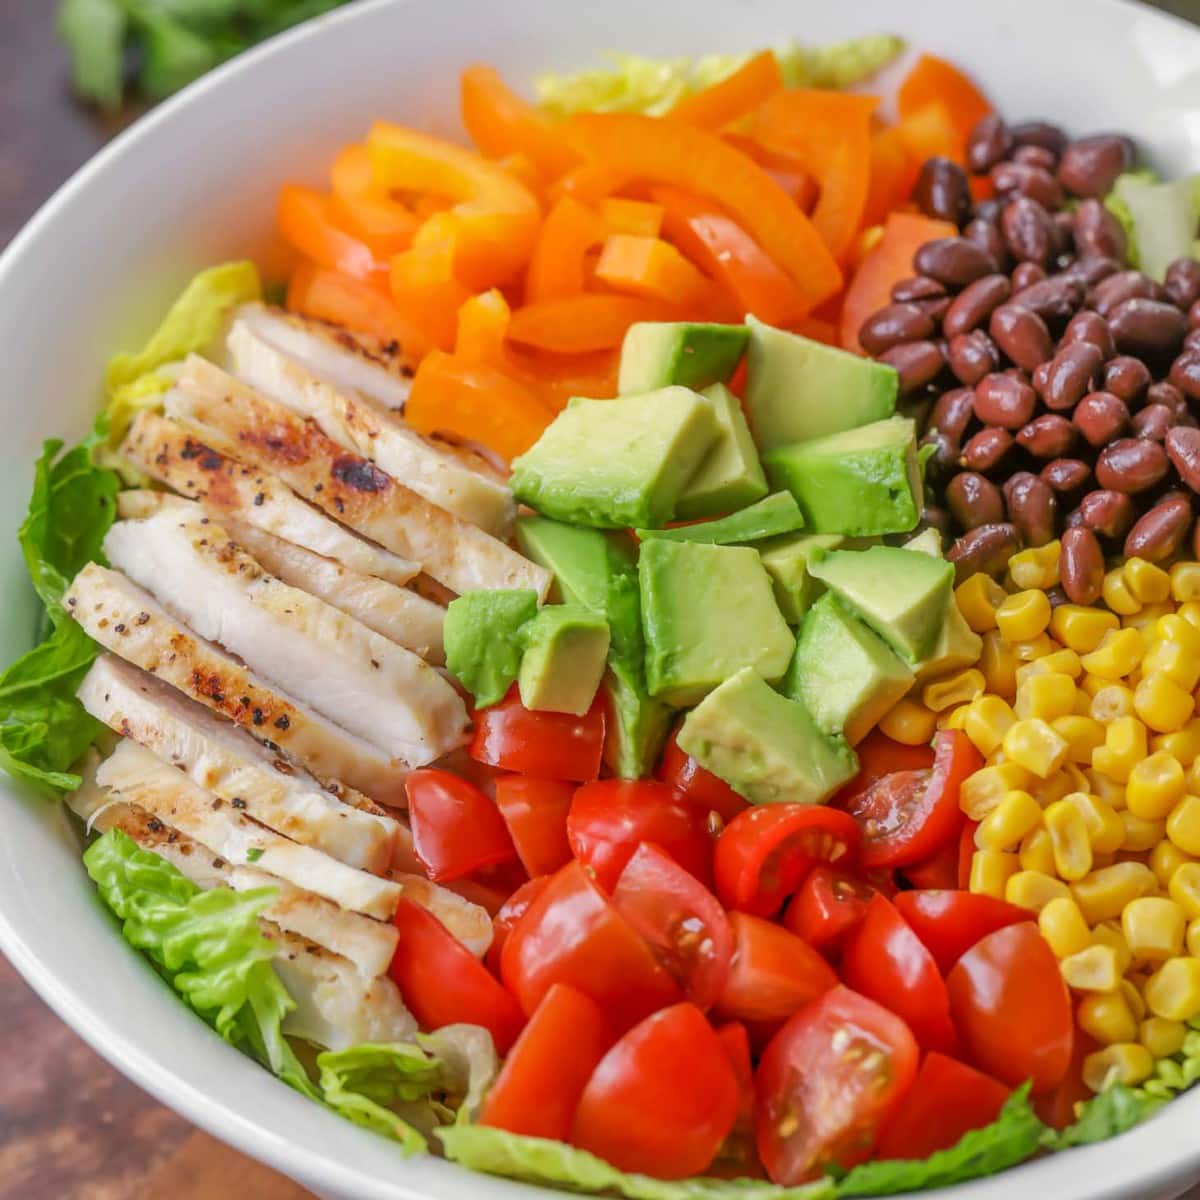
left=1, top=1, right=1199, bottom=1197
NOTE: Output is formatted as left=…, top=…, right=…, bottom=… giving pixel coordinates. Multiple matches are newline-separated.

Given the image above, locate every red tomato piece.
left=893, top=889, right=1029, bottom=974
left=470, top=689, right=605, bottom=782
left=479, top=984, right=613, bottom=1140
left=1035, top=1032, right=1097, bottom=1131
left=656, top=724, right=748, bottom=823
left=841, top=894, right=958, bottom=1053
left=958, top=820, right=979, bottom=890
left=567, top=779, right=713, bottom=892
left=755, top=985, right=919, bottom=1184
left=501, top=861, right=681, bottom=1032
left=901, top=835, right=962, bottom=891
left=389, top=898, right=525, bottom=1054
left=836, top=730, right=935, bottom=805
left=571, top=1002, right=740, bottom=1179
left=783, top=865, right=874, bottom=955
left=947, top=922, right=1074, bottom=1094
left=487, top=875, right=552, bottom=973
left=716, top=1021, right=755, bottom=1125
left=874, top=1052, right=1010, bottom=1161
left=494, top=775, right=575, bottom=878
left=405, top=768, right=516, bottom=882
left=716, top=912, right=837, bottom=1024
left=611, top=843, right=733, bottom=1010
left=714, top=805, right=860, bottom=917
left=843, top=731, right=982, bottom=869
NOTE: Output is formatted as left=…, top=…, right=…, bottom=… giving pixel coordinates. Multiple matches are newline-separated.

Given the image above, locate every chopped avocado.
left=757, top=532, right=844, bottom=624
left=511, top=388, right=719, bottom=529
left=743, top=315, right=898, bottom=451
left=764, top=416, right=922, bottom=536
left=518, top=604, right=611, bottom=715
left=639, top=539, right=794, bottom=706
left=516, top=515, right=614, bottom=611
left=915, top=597, right=983, bottom=684
left=785, top=594, right=913, bottom=745
left=902, top=527, right=944, bottom=558
left=808, top=545, right=953, bottom=664
left=618, top=322, right=748, bottom=393
left=674, top=383, right=768, bottom=520
left=1111, top=172, right=1200, bottom=282
left=637, top=492, right=804, bottom=545
left=679, top=667, right=858, bottom=805
left=444, top=589, right=540, bottom=707
left=604, top=660, right=673, bottom=779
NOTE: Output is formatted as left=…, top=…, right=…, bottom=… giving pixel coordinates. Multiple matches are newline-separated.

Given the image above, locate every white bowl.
left=2, top=1, right=1199, bottom=1197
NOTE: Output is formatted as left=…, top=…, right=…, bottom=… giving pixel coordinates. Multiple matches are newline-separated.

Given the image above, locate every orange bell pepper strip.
left=566, top=112, right=842, bottom=314
left=508, top=348, right=619, bottom=410
left=722, top=131, right=818, bottom=212
left=508, top=294, right=680, bottom=355
left=461, top=64, right=579, bottom=180
left=548, top=162, right=631, bottom=206
left=601, top=198, right=664, bottom=238
left=898, top=53, right=992, bottom=158
left=329, top=145, right=419, bottom=258
left=455, top=289, right=512, bottom=365
left=839, top=212, right=957, bottom=353
left=406, top=350, right=553, bottom=462
left=667, top=50, right=784, bottom=130
left=286, top=260, right=432, bottom=362
left=524, top=196, right=608, bottom=303
left=650, top=184, right=807, bottom=327
left=753, top=90, right=878, bottom=265
left=862, top=124, right=917, bottom=229
left=594, top=234, right=713, bottom=306
left=897, top=101, right=964, bottom=167
left=277, top=184, right=387, bottom=282
left=387, top=243, right=472, bottom=353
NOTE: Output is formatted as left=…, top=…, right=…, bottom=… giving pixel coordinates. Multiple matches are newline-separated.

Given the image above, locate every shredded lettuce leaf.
left=1042, top=1085, right=1150, bottom=1151
left=58, top=0, right=128, bottom=109
left=1105, top=171, right=1200, bottom=283
left=84, top=829, right=317, bottom=1097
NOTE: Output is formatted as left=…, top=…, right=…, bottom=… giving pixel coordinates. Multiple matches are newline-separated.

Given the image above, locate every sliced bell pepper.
left=388, top=242, right=472, bottom=352
left=601, top=197, right=664, bottom=238
left=898, top=53, right=992, bottom=159
left=507, top=347, right=619, bottom=410
left=461, top=65, right=579, bottom=180
left=507, top=294, right=680, bottom=355
left=329, top=144, right=419, bottom=257
left=594, top=234, right=713, bottom=306
left=548, top=163, right=631, bottom=206
left=862, top=124, right=917, bottom=229
left=455, top=288, right=511, bottom=365
left=566, top=113, right=842, bottom=313
left=722, top=131, right=818, bottom=212
left=897, top=101, right=963, bottom=167
left=668, top=50, right=784, bottom=130
left=277, top=184, right=387, bottom=282
left=525, top=196, right=607, bottom=302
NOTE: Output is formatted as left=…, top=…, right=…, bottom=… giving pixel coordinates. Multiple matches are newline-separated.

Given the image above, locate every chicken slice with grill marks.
left=229, top=305, right=515, bottom=537
left=169, top=357, right=551, bottom=600
left=64, top=564, right=409, bottom=804
left=120, top=410, right=418, bottom=587
left=117, top=491, right=446, bottom=665
left=102, top=511, right=468, bottom=765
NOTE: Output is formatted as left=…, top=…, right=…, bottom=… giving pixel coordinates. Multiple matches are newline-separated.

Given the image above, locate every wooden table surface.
left=2, top=3, right=1199, bottom=1198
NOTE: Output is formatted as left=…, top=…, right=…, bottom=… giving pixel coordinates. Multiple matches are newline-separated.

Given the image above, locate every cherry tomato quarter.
left=494, top=775, right=575, bottom=878
left=656, top=724, right=748, bottom=823
left=783, top=865, right=874, bottom=955
left=405, top=768, right=516, bottom=882
left=893, top=889, right=1028, bottom=974
left=470, top=688, right=605, bottom=781
left=487, top=875, right=552, bottom=973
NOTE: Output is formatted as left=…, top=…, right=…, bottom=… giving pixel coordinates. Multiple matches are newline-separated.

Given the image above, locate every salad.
left=6, top=31, right=1200, bottom=1199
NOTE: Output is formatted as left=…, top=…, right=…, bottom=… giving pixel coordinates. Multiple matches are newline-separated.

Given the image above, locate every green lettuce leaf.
left=417, top=1025, right=499, bottom=1123
left=437, top=1125, right=834, bottom=1200
left=84, top=829, right=317, bottom=1098
left=774, top=35, right=906, bottom=89
left=58, top=0, right=128, bottom=109
left=1042, top=1085, right=1150, bottom=1151
left=1108, top=171, right=1200, bottom=283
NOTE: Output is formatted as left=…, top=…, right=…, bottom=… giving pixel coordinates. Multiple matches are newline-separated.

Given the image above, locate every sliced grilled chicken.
left=121, top=410, right=418, bottom=586
left=78, top=654, right=397, bottom=873
left=103, top=511, right=468, bottom=765
left=96, top=740, right=402, bottom=919
left=65, top=564, right=408, bottom=804
left=230, top=306, right=515, bottom=537
left=117, top=491, right=446, bottom=664
left=170, top=357, right=552, bottom=600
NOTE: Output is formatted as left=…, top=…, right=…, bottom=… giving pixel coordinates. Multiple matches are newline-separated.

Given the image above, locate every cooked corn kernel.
left=1152, top=841, right=1196, bottom=890
left=1044, top=799, right=1094, bottom=881
left=1126, top=603, right=1175, bottom=633
left=1134, top=672, right=1195, bottom=733
left=956, top=573, right=1006, bottom=634
left=1078, top=991, right=1139, bottom=1045
left=1019, top=827, right=1057, bottom=875
left=976, top=790, right=1043, bottom=851
left=1121, top=810, right=1167, bottom=852
left=924, top=668, right=986, bottom=712
left=878, top=698, right=937, bottom=746
left=1144, top=957, right=1200, bottom=1021
left=963, top=696, right=1017, bottom=757
left=1126, top=751, right=1187, bottom=819
left=1093, top=717, right=1150, bottom=785
left=1083, top=1044, right=1154, bottom=1092
left=1062, top=943, right=1121, bottom=991
left=969, top=850, right=1019, bottom=899
left=1125, top=557, right=1173, bottom=605
left=1122, top=897, right=1187, bottom=962
left=1154, top=719, right=1200, bottom=767
left=996, top=590, right=1052, bottom=643
left=1072, top=862, right=1158, bottom=924
left=1051, top=606, right=1120, bottom=655
left=1007, top=869, right=1071, bottom=912
left=1003, top=718, right=1070, bottom=779
left=1188, top=919, right=1200, bottom=959
left=1103, top=570, right=1142, bottom=617
left=1169, top=863, right=1200, bottom=919
left=1122, top=977, right=1147, bottom=1021
left=1039, top=896, right=1092, bottom=958
left=1016, top=673, right=1077, bottom=723
left=938, top=704, right=971, bottom=732
left=1092, top=922, right=1135, bottom=974
left=1140, top=1016, right=1187, bottom=1058
left=1180, top=601, right=1200, bottom=630
left=1068, top=792, right=1126, bottom=855
left=1008, top=542, right=1061, bottom=591
left=1167, top=795, right=1200, bottom=857
left=961, top=763, right=1035, bottom=820
left=979, top=631, right=1019, bottom=700
left=1170, top=564, right=1200, bottom=605
left=1087, top=768, right=1128, bottom=810
left=1156, top=613, right=1200, bottom=652
left=1015, top=649, right=1084, bottom=687
left=1081, top=672, right=1116, bottom=699
left=1052, top=715, right=1106, bottom=764
left=1142, top=641, right=1200, bottom=693
left=1039, top=769, right=1078, bottom=806
left=1012, top=634, right=1056, bottom=662
left=1080, top=629, right=1145, bottom=680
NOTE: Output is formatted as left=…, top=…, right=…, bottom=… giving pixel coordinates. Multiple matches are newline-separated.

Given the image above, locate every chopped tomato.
left=571, top=1003, right=739, bottom=1179
left=567, top=779, right=714, bottom=892
left=389, top=898, right=525, bottom=1054
left=838, top=730, right=936, bottom=801
left=405, top=768, right=516, bottom=883
left=958, top=820, right=979, bottom=890
left=874, top=1053, right=1010, bottom=1161
left=755, top=985, right=919, bottom=1184
left=842, top=731, right=982, bottom=870
left=783, top=866, right=874, bottom=956
left=716, top=912, right=837, bottom=1024
left=1035, top=1032, right=1097, bottom=1131
left=714, top=804, right=860, bottom=917
left=494, top=775, right=575, bottom=878
left=900, top=836, right=962, bottom=891
left=611, top=843, right=732, bottom=1010
left=501, top=861, right=681, bottom=1032
left=716, top=1021, right=755, bottom=1125
left=893, top=890, right=1029, bottom=974
left=479, top=984, right=612, bottom=1140
left=841, top=894, right=958, bottom=1054
left=487, top=875, right=552, bottom=973
left=656, top=724, right=748, bottom=823
left=470, top=688, right=605, bottom=782
left=947, top=922, right=1074, bottom=1094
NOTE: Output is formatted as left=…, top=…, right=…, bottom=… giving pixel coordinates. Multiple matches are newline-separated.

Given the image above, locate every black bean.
left=1131, top=403, right=1174, bottom=443
left=967, top=114, right=1014, bottom=174
left=914, top=237, right=999, bottom=288
left=991, top=161, right=1064, bottom=210
left=1011, top=121, right=1067, bottom=156
left=946, top=472, right=1006, bottom=530
left=1108, top=299, right=1188, bottom=358
left=1011, top=262, right=1047, bottom=292
left=1041, top=458, right=1091, bottom=494
left=974, top=373, right=1037, bottom=428
left=1012, top=275, right=1085, bottom=325
left=961, top=426, right=1015, bottom=472
left=1072, top=391, right=1129, bottom=446
left=948, top=330, right=1001, bottom=385
left=1017, top=414, right=1076, bottom=458
left=1125, top=496, right=1194, bottom=562
left=1004, top=471, right=1058, bottom=546
left=1060, top=526, right=1105, bottom=603
left=1072, top=198, right=1128, bottom=262
left=1103, top=355, right=1152, bottom=405
left=1077, top=489, right=1137, bottom=540
left=1091, top=269, right=1166, bottom=317
left=879, top=341, right=945, bottom=397
left=964, top=218, right=1009, bottom=269
left=1060, top=310, right=1115, bottom=359
left=1095, top=438, right=1170, bottom=493
left=859, top=303, right=937, bottom=356
left=943, top=274, right=1012, bottom=338
left=1058, top=134, right=1135, bottom=198
left=990, top=304, right=1054, bottom=370
left=1167, top=427, right=1200, bottom=493
left=1031, top=340, right=1104, bottom=412
left=1165, top=260, right=1200, bottom=312
left=914, top=157, right=972, bottom=225
left=1174, top=352, right=1200, bottom=402
left=1067, top=256, right=1122, bottom=287
left=891, top=275, right=947, bottom=305
left=1001, top=195, right=1055, bottom=265
left=947, top=523, right=1021, bottom=581
left=1012, top=144, right=1058, bottom=172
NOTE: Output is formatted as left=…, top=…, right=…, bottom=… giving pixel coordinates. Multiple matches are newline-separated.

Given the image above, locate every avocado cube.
left=618, top=321, right=749, bottom=394
left=517, top=604, right=611, bottom=716
left=516, top=516, right=614, bottom=611
left=902, top=527, right=944, bottom=557
left=915, top=599, right=983, bottom=684
left=604, top=659, right=673, bottom=779
left=756, top=532, right=844, bottom=624
left=744, top=315, right=898, bottom=452
left=764, top=416, right=922, bottom=537
left=679, top=667, right=858, bottom=805
left=674, top=383, right=768, bottom=520
left=808, top=545, right=954, bottom=664
left=637, top=492, right=804, bottom=546
left=786, top=594, right=914, bottom=745
left=639, top=539, right=794, bottom=706
left=444, top=589, right=540, bottom=707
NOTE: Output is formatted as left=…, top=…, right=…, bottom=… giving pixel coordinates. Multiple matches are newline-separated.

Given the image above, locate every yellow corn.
left=963, top=696, right=1017, bottom=757
left=995, top=590, right=1052, bottom=643
left=1006, top=869, right=1071, bottom=912
left=1152, top=840, right=1195, bottom=889
left=1043, top=799, right=1094, bottom=881
left=1170, top=563, right=1200, bottom=604
left=1156, top=612, right=1200, bottom=652
left=979, top=631, right=1019, bottom=700
left=1039, top=896, right=1092, bottom=958
left=1093, top=922, right=1135, bottom=974
left=1179, top=601, right=1200, bottom=630
left=1015, top=673, right=1077, bottom=723
left=1169, top=862, right=1200, bottom=919
left=1080, top=629, right=1145, bottom=680
left=1154, top=719, right=1200, bottom=767
left=1038, top=769, right=1079, bottom=806
left=1008, top=542, right=1062, bottom=591
left=956, top=573, right=1006, bottom=634
left=1003, top=718, right=1070, bottom=779
left=938, top=704, right=971, bottom=732
left=1188, top=918, right=1200, bottom=959
left=1012, top=634, right=1056, bottom=662
left=1102, top=569, right=1142, bottom=617
left=1167, top=795, right=1200, bottom=857
left=1072, top=862, right=1158, bottom=923
left=1093, top=717, right=1150, bottom=785
left=1066, top=792, right=1125, bottom=855
left=1015, top=649, right=1084, bottom=687
left=1019, top=827, right=1057, bottom=875
left=923, top=668, right=986, bottom=713
left=1122, top=977, right=1148, bottom=1020
left=1077, top=991, right=1139, bottom=1045
left=969, top=850, right=1019, bottom=899
left=1126, top=603, right=1175, bottom=633
left=1062, top=943, right=1122, bottom=991
left=878, top=698, right=937, bottom=746
left=1188, top=759, right=1200, bottom=796
left=1123, top=897, right=1186, bottom=962
left=1087, top=768, right=1128, bottom=810
left=1051, top=715, right=1106, bottom=764
left=1052, top=605, right=1120, bottom=655
left=1083, top=1044, right=1154, bottom=1092
left=1121, top=810, right=1167, bottom=852
left=1144, top=957, right=1200, bottom=1021
left=1081, top=672, right=1115, bottom=699
left=1074, top=688, right=1096, bottom=717
left=1134, top=672, right=1195, bottom=733
left=1126, top=751, right=1187, bottom=819
left=976, top=790, right=1042, bottom=851
left=1142, top=641, right=1200, bottom=693
left=961, top=763, right=1035, bottom=820
left=1140, top=1016, right=1187, bottom=1058
left=1124, top=557, right=1173, bottom=605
